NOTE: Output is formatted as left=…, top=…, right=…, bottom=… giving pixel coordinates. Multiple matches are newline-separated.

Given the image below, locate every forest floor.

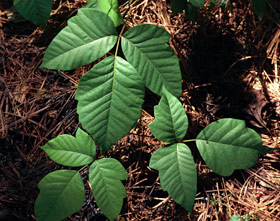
left=0, top=0, right=280, bottom=220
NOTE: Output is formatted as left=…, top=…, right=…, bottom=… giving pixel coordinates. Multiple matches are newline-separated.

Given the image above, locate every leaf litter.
left=0, top=0, right=279, bottom=220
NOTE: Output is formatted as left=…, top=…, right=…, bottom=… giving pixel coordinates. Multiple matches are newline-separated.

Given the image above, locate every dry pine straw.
left=0, top=0, right=280, bottom=220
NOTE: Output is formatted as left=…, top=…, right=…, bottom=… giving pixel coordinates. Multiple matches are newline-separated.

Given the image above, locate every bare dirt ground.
left=0, top=0, right=279, bottom=220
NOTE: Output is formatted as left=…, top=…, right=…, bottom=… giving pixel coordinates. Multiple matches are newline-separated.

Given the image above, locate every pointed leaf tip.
left=149, top=90, right=188, bottom=143
left=150, top=143, right=197, bottom=214
left=89, top=158, right=127, bottom=220
left=41, top=8, right=118, bottom=70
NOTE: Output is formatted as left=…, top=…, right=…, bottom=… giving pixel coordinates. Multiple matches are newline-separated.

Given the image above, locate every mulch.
left=0, top=0, right=279, bottom=220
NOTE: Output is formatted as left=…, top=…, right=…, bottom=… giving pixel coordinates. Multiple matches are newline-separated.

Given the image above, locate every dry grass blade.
left=0, top=0, right=279, bottom=220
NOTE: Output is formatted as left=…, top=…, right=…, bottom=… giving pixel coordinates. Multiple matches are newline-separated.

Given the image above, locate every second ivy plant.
left=36, top=0, right=273, bottom=220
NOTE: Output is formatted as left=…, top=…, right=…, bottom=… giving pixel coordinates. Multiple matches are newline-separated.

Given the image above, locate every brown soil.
left=0, top=0, right=279, bottom=220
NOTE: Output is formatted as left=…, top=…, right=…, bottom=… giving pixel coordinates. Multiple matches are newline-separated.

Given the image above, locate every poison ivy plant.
left=149, top=90, right=272, bottom=213
left=37, top=1, right=274, bottom=219
left=13, top=0, right=53, bottom=27
left=35, top=128, right=127, bottom=220
left=41, top=7, right=182, bottom=153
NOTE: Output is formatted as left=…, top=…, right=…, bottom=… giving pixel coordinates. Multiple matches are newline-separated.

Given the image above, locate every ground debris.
left=0, top=0, right=279, bottom=220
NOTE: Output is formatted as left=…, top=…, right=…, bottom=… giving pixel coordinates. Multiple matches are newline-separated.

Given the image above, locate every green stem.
left=162, top=139, right=197, bottom=145
left=78, top=164, right=88, bottom=172
left=181, top=139, right=197, bottom=143
left=115, top=24, right=126, bottom=58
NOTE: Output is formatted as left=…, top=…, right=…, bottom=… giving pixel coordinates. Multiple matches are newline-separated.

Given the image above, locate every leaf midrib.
left=102, top=56, right=117, bottom=151
left=45, top=36, right=116, bottom=64
left=121, top=36, right=168, bottom=85
left=43, top=172, right=80, bottom=218
left=196, top=138, right=259, bottom=150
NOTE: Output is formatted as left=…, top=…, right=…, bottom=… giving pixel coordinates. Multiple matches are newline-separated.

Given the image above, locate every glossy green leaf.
left=252, top=0, right=266, bottom=20
left=149, top=89, right=188, bottom=143
left=85, top=0, right=124, bottom=26
left=189, top=0, right=204, bottom=8
left=97, top=0, right=124, bottom=27
left=40, top=8, right=118, bottom=70
left=41, top=128, right=96, bottom=167
left=75, top=56, right=145, bottom=154
left=13, top=0, right=53, bottom=27
left=121, top=24, right=182, bottom=98
left=84, top=0, right=98, bottom=9
left=196, top=118, right=268, bottom=176
left=35, top=170, right=85, bottom=221
left=150, top=143, right=197, bottom=213
left=89, top=158, right=128, bottom=220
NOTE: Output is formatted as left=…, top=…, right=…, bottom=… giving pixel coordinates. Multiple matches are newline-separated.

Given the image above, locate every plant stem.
left=78, top=164, right=88, bottom=172
left=162, top=139, right=197, bottom=145
left=115, top=24, right=126, bottom=57
left=181, top=139, right=197, bottom=143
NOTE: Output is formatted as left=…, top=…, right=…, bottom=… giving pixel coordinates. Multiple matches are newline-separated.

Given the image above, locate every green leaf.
left=229, top=215, right=244, bottom=221
left=75, top=56, right=145, bottom=154
left=97, top=0, right=124, bottom=27
left=40, top=8, right=118, bottom=70
left=149, top=89, right=188, bottom=143
left=13, top=0, right=53, bottom=27
left=121, top=24, right=182, bottom=98
left=89, top=158, right=128, bottom=220
left=252, top=0, right=266, bottom=20
left=41, top=128, right=96, bottom=167
left=196, top=118, right=267, bottom=176
left=85, top=0, right=124, bottom=26
left=149, top=143, right=197, bottom=214
left=171, top=0, right=188, bottom=14
left=35, top=170, right=85, bottom=221
left=189, top=0, right=204, bottom=8
left=84, top=0, right=98, bottom=9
